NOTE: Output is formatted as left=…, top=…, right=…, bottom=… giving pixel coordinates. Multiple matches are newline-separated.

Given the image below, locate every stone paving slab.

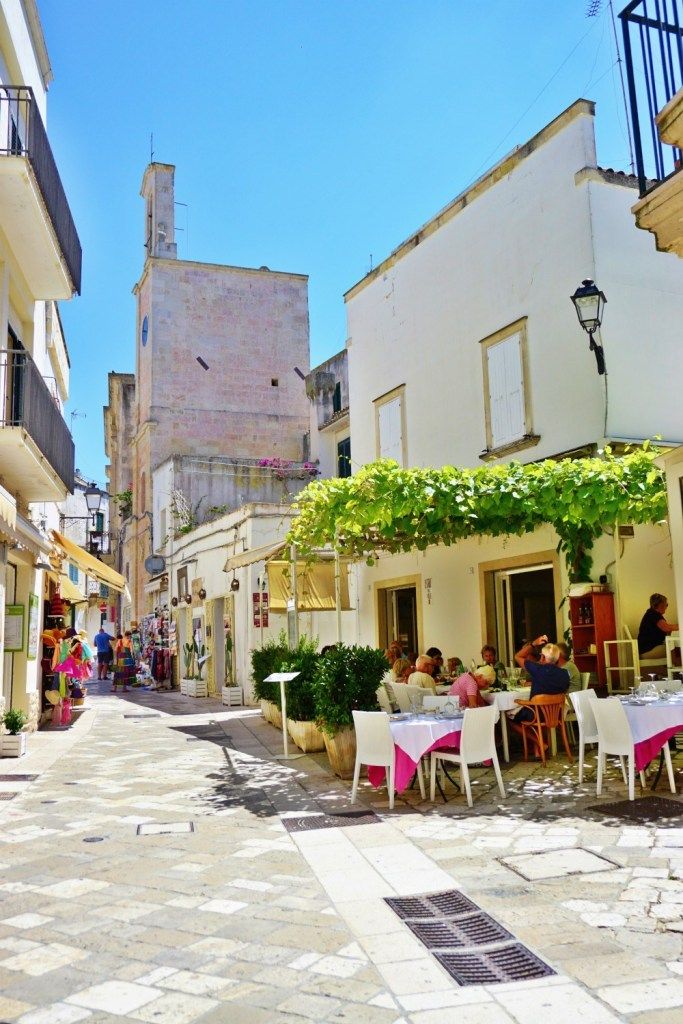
left=0, top=680, right=681, bottom=1022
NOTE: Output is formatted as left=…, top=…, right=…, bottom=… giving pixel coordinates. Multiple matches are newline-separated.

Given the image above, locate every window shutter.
left=378, top=396, right=403, bottom=465
left=487, top=333, right=525, bottom=448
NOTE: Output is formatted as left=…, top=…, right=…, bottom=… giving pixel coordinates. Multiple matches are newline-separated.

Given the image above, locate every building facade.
left=341, top=99, right=683, bottom=665
left=0, top=0, right=81, bottom=726
left=106, top=162, right=312, bottom=626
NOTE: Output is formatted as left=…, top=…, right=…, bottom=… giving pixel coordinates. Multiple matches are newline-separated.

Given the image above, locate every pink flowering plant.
left=258, top=457, right=319, bottom=481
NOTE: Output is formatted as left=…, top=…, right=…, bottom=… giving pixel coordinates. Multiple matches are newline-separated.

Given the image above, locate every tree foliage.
left=286, top=447, right=667, bottom=581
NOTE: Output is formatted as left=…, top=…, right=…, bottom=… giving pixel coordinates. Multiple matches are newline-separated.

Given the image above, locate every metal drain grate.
left=385, top=889, right=555, bottom=986
left=0, top=774, right=38, bottom=782
left=124, top=713, right=162, bottom=719
left=281, top=810, right=380, bottom=833
left=386, top=889, right=478, bottom=920
left=0, top=793, right=16, bottom=801
left=136, top=821, right=195, bottom=836
left=589, top=796, right=682, bottom=824
left=435, top=944, right=555, bottom=985
left=406, top=912, right=513, bottom=949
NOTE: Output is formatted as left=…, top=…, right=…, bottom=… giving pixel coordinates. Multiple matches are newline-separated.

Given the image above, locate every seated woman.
left=408, top=655, right=437, bottom=690
left=448, top=665, right=495, bottom=707
left=637, top=593, right=678, bottom=663
left=391, top=657, right=412, bottom=684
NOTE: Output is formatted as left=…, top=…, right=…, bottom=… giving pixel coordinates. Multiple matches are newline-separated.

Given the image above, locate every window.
left=375, top=387, right=406, bottom=466
left=337, top=436, right=351, bottom=478
left=68, top=563, right=78, bottom=583
left=481, top=319, right=533, bottom=455
left=332, top=381, right=342, bottom=414
left=99, top=583, right=109, bottom=598
left=159, top=508, right=167, bottom=544
left=95, top=512, right=104, bottom=533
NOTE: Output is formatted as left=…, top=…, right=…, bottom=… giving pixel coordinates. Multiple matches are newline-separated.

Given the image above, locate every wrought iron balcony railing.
left=1, top=348, right=75, bottom=492
left=0, top=85, right=82, bottom=294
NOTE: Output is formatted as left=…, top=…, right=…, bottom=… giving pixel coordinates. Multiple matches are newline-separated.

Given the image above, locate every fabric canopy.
left=59, top=575, right=88, bottom=604
left=224, top=541, right=286, bottom=573
left=267, top=559, right=352, bottom=612
left=0, top=484, right=17, bottom=531
left=51, top=530, right=127, bottom=594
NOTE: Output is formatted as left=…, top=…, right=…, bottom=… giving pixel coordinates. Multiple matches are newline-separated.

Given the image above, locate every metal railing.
left=0, top=85, right=82, bottom=294
left=620, top=0, right=683, bottom=195
left=0, top=349, right=75, bottom=492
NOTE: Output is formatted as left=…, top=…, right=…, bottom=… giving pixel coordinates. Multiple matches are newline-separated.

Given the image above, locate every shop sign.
left=252, top=591, right=269, bottom=628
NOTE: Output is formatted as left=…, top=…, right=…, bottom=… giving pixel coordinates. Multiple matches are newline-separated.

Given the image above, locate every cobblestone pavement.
left=0, top=682, right=682, bottom=1024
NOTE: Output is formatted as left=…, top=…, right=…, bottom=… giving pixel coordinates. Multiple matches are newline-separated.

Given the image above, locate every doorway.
left=485, top=562, right=558, bottom=666
left=377, top=582, right=419, bottom=655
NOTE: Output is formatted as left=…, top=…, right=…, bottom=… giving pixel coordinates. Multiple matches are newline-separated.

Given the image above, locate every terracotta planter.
left=323, top=726, right=357, bottom=779
left=287, top=719, right=325, bottom=753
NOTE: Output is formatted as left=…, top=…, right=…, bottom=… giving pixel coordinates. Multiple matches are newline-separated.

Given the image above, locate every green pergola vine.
left=286, top=446, right=667, bottom=582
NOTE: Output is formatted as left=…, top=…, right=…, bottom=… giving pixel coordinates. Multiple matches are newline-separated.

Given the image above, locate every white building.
left=0, top=0, right=82, bottom=726
left=341, top=99, right=683, bottom=666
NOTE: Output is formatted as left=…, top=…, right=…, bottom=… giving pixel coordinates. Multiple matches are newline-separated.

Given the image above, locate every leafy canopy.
left=286, top=447, right=667, bottom=581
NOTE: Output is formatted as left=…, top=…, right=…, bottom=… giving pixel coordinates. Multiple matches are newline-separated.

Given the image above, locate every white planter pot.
left=222, top=686, right=243, bottom=706
left=1, top=733, right=27, bottom=758
left=182, top=679, right=208, bottom=698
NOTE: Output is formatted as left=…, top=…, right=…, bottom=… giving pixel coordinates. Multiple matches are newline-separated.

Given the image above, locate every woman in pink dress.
left=448, top=665, right=496, bottom=708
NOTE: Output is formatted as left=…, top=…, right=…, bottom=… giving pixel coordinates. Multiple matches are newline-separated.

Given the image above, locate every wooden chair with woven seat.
left=512, top=694, right=573, bottom=765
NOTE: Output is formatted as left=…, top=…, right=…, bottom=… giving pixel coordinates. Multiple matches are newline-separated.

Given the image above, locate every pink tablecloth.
left=623, top=699, right=683, bottom=771
left=367, top=716, right=463, bottom=793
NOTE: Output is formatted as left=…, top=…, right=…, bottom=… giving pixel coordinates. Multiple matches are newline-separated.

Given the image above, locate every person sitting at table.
left=408, top=655, right=437, bottom=690
left=425, top=647, right=444, bottom=678
left=447, top=656, right=465, bottom=677
left=481, top=644, right=507, bottom=686
left=448, top=665, right=496, bottom=707
left=556, top=642, right=581, bottom=691
left=509, top=635, right=570, bottom=755
left=391, top=657, right=412, bottom=684
left=637, top=594, right=678, bottom=663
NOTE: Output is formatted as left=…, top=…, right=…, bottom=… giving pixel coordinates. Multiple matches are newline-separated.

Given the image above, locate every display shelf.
left=569, top=591, right=616, bottom=686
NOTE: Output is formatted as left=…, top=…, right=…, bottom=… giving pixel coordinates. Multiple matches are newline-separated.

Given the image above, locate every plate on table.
left=439, top=710, right=464, bottom=720
left=391, top=712, right=413, bottom=721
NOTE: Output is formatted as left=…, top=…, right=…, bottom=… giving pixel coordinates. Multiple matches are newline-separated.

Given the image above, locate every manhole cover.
left=281, top=810, right=380, bottom=833
left=0, top=774, right=38, bottom=782
left=406, top=912, right=513, bottom=949
left=136, top=821, right=195, bottom=836
left=0, top=793, right=16, bottom=801
left=435, top=944, right=555, bottom=985
left=83, top=836, right=105, bottom=843
left=386, top=890, right=478, bottom=920
left=500, top=847, right=619, bottom=881
left=588, top=795, right=683, bottom=824
left=41, top=800, right=58, bottom=804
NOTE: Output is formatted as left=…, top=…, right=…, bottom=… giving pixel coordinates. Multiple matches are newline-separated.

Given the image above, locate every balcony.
left=620, top=1, right=683, bottom=254
left=0, top=86, right=81, bottom=298
left=0, top=348, right=75, bottom=500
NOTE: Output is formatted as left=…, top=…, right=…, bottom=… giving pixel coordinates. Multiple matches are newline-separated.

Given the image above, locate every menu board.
left=4, top=605, right=25, bottom=653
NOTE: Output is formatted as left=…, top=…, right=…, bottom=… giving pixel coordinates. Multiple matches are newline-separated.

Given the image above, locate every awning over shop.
left=51, top=530, right=127, bottom=594
left=0, top=484, right=17, bottom=531
left=59, top=575, right=88, bottom=604
left=267, top=559, right=352, bottom=612
left=224, top=541, right=286, bottom=572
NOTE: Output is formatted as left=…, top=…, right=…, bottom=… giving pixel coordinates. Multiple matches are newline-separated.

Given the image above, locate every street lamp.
left=570, top=279, right=607, bottom=375
left=84, top=484, right=104, bottom=518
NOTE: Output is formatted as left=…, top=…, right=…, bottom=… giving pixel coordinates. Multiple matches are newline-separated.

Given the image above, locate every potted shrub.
left=312, top=645, right=387, bottom=778
left=221, top=630, right=242, bottom=706
left=1, top=708, right=28, bottom=758
left=280, top=637, right=325, bottom=753
left=251, top=633, right=286, bottom=728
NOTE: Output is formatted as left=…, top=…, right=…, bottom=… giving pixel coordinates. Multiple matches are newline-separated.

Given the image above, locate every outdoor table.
left=621, top=696, right=683, bottom=772
left=483, top=687, right=531, bottom=762
left=367, top=714, right=465, bottom=794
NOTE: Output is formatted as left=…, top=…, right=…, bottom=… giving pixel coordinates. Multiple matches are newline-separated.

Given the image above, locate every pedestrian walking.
left=112, top=632, right=134, bottom=692
left=93, top=626, right=113, bottom=680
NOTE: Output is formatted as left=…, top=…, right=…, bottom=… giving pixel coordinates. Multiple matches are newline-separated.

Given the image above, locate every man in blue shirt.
left=93, top=627, right=113, bottom=680
left=509, top=634, right=570, bottom=755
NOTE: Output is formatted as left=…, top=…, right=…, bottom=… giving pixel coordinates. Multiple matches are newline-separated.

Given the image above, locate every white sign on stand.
left=264, top=671, right=304, bottom=760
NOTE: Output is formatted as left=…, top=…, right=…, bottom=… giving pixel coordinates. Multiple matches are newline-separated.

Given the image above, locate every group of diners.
left=383, top=635, right=581, bottom=758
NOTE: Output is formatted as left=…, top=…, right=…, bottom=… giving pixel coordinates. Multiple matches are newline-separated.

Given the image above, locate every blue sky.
left=42, top=0, right=634, bottom=484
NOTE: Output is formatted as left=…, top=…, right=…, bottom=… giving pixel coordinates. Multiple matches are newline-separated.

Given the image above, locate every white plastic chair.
left=592, top=697, right=653, bottom=801
left=394, top=684, right=425, bottom=713
left=422, top=695, right=456, bottom=710
left=351, top=710, right=425, bottom=809
left=376, top=685, right=393, bottom=714
left=429, top=704, right=505, bottom=807
left=569, top=689, right=599, bottom=783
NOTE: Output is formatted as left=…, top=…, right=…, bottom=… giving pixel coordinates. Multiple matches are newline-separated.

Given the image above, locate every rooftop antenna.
left=175, top=200, right=189, bottom=258
left=150, top=132, right=154, bottom=163
left=585, top=0, right=635, bottom=174
left=70, top=409, right=86, bottom=432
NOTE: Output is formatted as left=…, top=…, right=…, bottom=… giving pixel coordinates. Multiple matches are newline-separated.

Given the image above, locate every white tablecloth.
left=389, top=715, right=463, bottom=763
left=483, top=687, right=531, bottom=713
left=623, top=698, right=683, bottom=745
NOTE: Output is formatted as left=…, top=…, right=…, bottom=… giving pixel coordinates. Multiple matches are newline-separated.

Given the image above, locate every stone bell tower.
left=140, top=163, right=177, bottom=260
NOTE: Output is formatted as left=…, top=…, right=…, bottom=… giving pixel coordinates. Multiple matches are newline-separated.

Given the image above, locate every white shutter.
left=378, top=396, right=403, bottom=465
left=487, top=333, right=525, bottom=448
